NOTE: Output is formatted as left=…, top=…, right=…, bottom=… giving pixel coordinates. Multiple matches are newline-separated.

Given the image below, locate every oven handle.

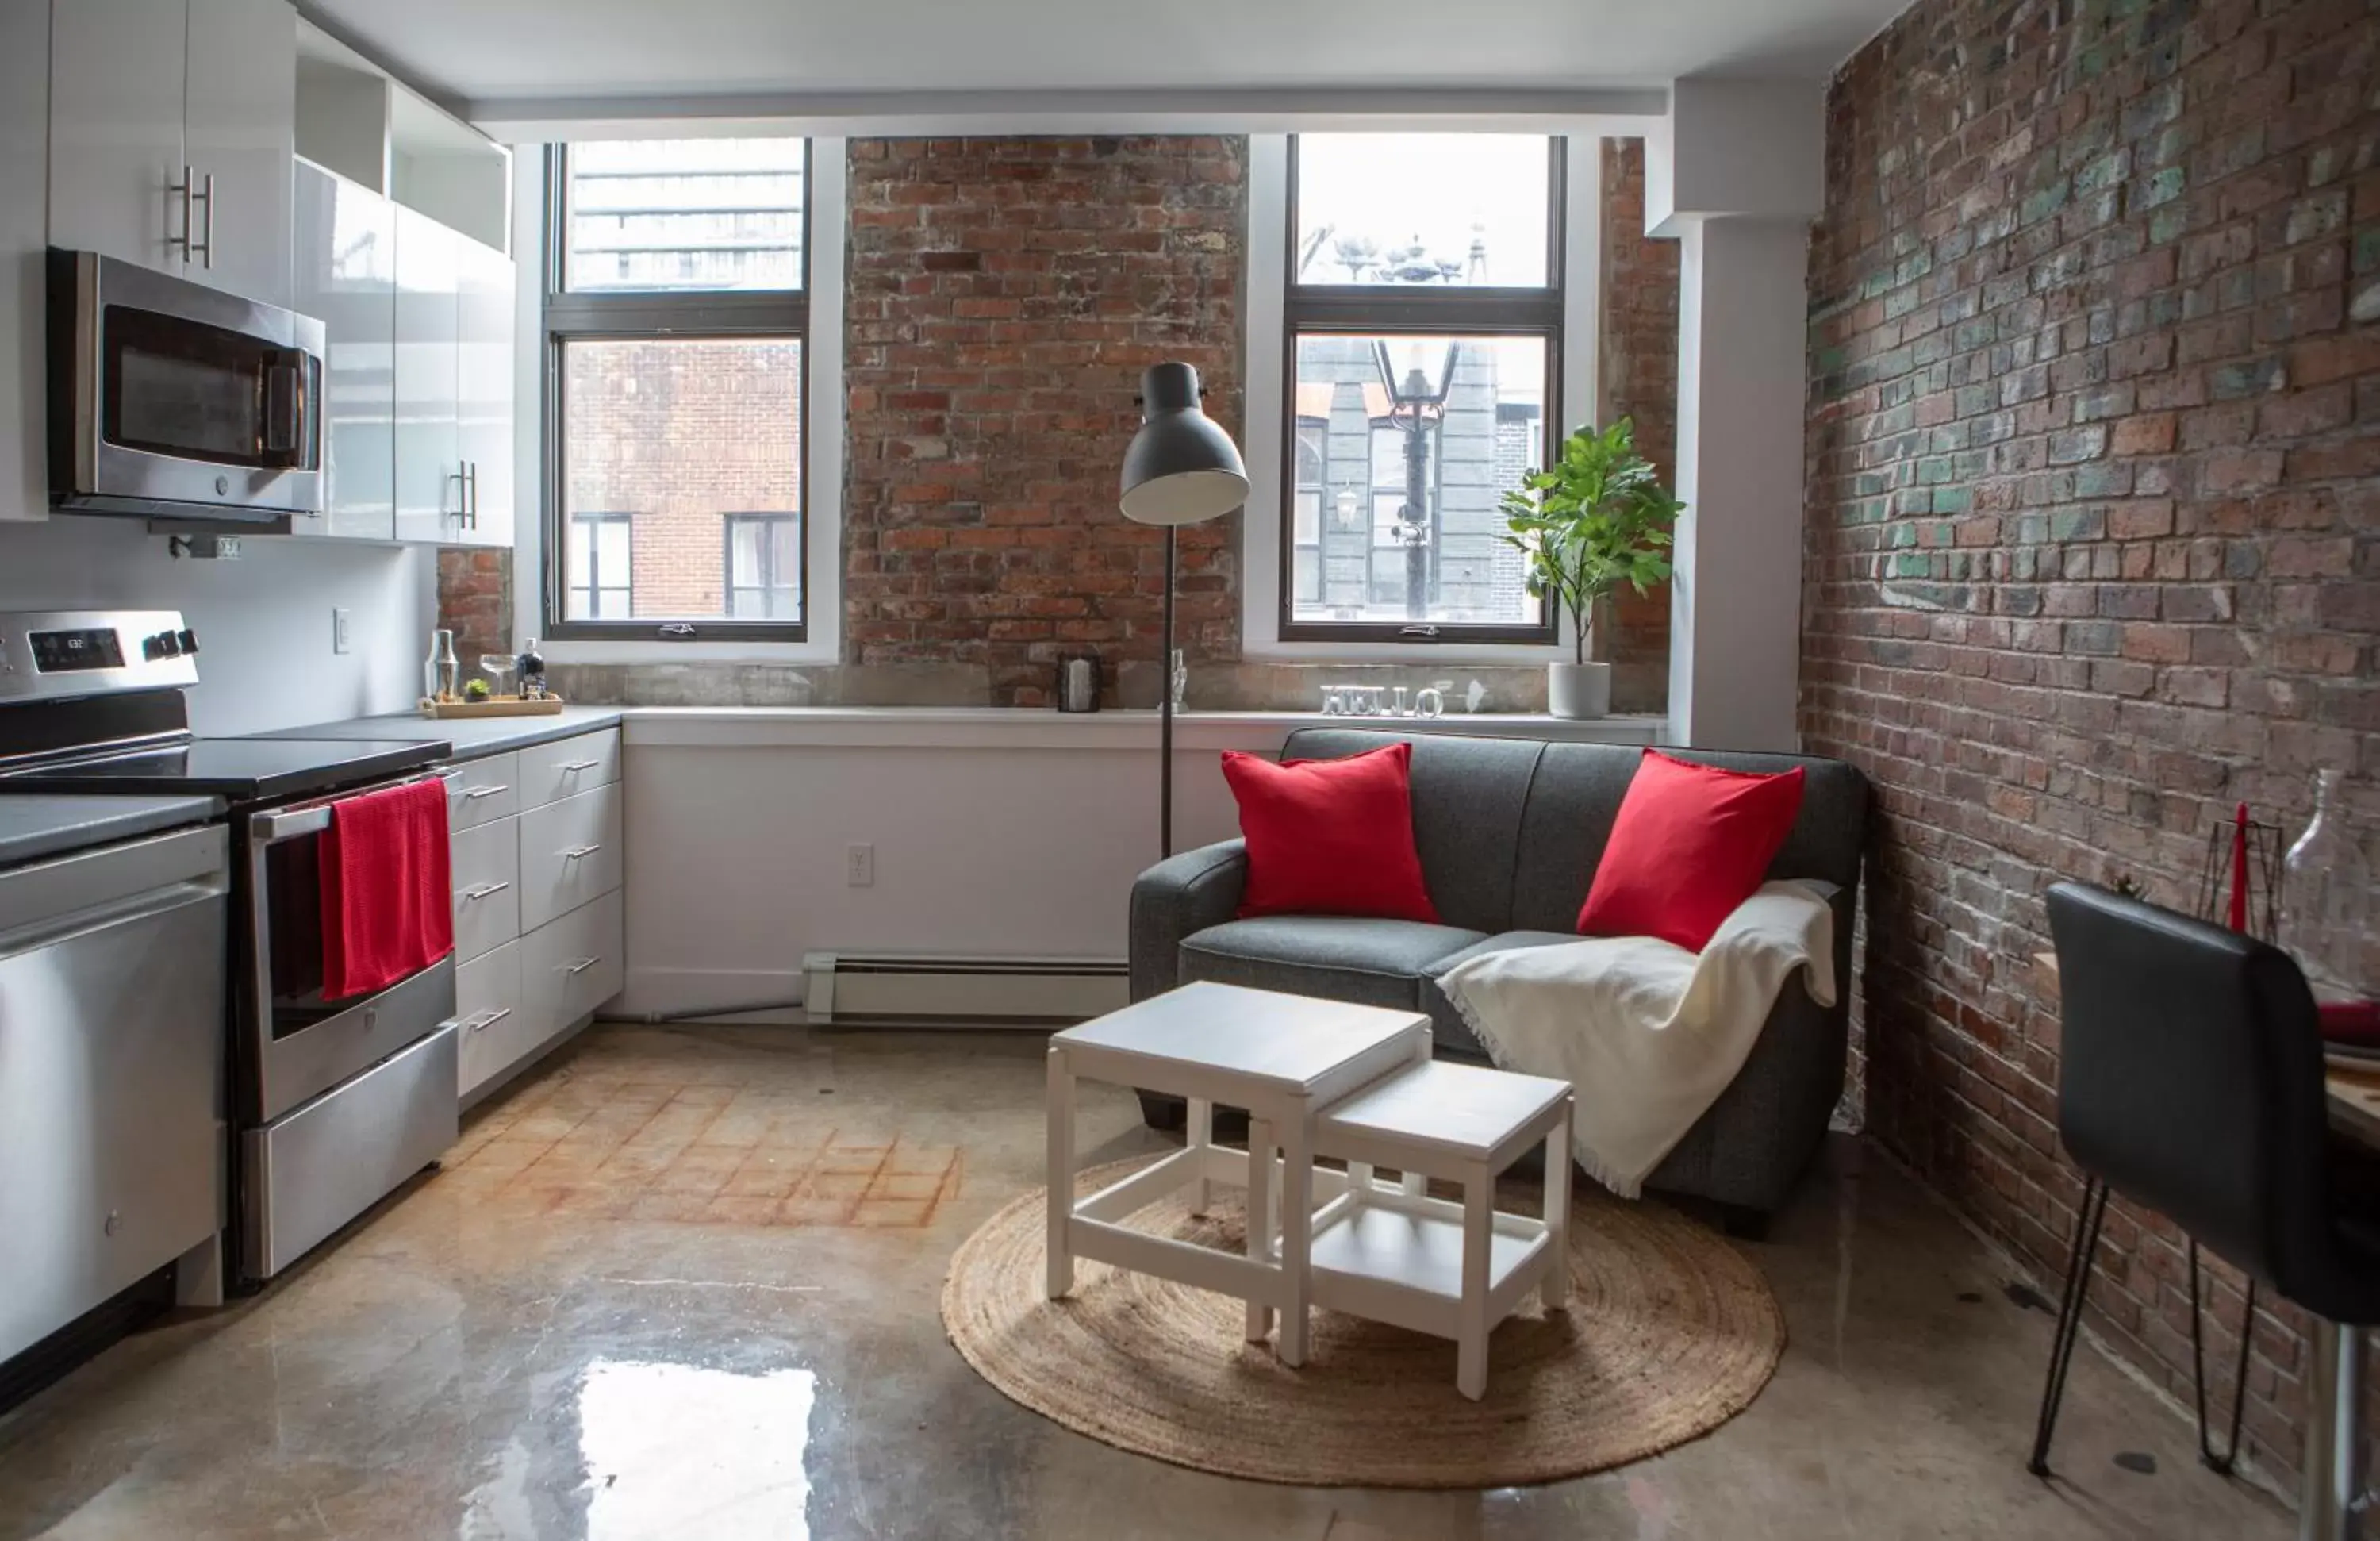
left=248, top=768, right=456, bottom=846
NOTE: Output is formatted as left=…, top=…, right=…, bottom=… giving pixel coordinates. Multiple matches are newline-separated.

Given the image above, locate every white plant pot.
left=1547, top=660, right=1611, bottom=720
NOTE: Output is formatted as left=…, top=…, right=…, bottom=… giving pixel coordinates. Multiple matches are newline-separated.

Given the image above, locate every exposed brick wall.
left=843, top=136, right=1246, bottom=707
left=1805, top=0, right=2380, bottom=1489
left=1601, top=139, right=1682, bottom=713
left=436, top=548, right=510, bottom=688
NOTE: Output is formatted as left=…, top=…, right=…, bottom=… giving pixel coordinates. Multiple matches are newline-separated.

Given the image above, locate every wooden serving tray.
left=418, top=695, right=566, bottom=719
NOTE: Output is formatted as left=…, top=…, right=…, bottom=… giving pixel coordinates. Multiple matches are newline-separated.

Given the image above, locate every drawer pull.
left=462, top=881, right=511, bottom=901
left=561, top=843, right=604, bottom=861
left=466, top=1007, right=512, bottom=1033
left=559, top=955, right=601, bottom=976
left=463, top=783, right=512, bottom=801
left=436, top=767, right=467, bottom=782
left=559, top=758, right=603, bottom=772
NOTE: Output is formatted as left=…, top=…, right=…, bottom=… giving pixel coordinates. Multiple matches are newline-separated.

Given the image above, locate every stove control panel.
left=0, top=610, right=199, bottom=701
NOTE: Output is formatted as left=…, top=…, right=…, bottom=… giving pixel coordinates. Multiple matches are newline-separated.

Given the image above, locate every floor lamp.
left=1119, top=362, right=1248, bottom=858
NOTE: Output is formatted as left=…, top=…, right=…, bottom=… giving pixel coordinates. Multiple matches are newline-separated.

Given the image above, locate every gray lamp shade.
left=1119, top=362, right=1249, bottom=527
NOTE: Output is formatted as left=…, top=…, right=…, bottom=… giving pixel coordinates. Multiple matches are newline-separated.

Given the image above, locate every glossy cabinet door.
left=290, top=161, right=395, bottom=539
left=452, top=233, right=516, bottom=549
left=393, top=205, right=460, bottom=545
left=182, top=0, right=295, bottom=306
left=48, top=0, right=189, bottom=278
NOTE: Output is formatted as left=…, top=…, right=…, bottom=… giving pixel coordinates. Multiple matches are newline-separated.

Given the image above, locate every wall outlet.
left=332, top=608, right=352, bottom=655
left=846, top=843, right=875, bottom=887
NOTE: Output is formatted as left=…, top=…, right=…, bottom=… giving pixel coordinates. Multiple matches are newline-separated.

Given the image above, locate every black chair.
left=2030, top=884, right=2380, bottom=1529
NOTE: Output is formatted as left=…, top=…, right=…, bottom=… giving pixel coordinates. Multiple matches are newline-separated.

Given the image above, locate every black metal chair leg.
left=2188, top=1238, right=2256, bottom=1474
left=2029, top=1178, right=2110, bottom=1478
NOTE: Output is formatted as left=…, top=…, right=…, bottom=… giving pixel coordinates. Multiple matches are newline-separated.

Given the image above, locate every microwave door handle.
left=263, top=355, right=304, bottom=458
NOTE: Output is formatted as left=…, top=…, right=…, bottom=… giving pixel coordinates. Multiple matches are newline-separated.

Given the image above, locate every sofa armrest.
left=1130, top=840, right=1248, bottom=1001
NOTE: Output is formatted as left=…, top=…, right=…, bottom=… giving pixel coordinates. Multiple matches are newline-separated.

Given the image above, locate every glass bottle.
left=2284, top=769, right=2374, bottom=1000
left=424, top=629, right=459, bottom=702
left=517, top=638, right=547, bottom=701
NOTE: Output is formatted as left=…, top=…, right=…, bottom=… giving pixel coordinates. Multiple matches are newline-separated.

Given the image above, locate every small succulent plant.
left=463, top=678, right=492, bottom=702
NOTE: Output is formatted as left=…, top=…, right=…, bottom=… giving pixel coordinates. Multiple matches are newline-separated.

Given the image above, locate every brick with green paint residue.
left=2148, top=206, right=2190, bottom=245
left=1893, top=552, right=1934, bottom=578
left=2075, top=149, right=2132, bottom=194
left=1917, top=456, right=1954, bottom=485
left=2021, top=181, right=2071, bottom=227
left=1889, top=522, right=1920, bottom=549
left=1933, top=485, right=1974, bottom=515
left=2286, top=191, right=2348, bottom=246
left=2353, top=229, right=2380, bottom=276
left=2138, top=166, right=2186, bottom=209
left=2049, top=506, right=2106, bottom=543
left=2211, top=356, right=2286, bottom=398
left=2075, top=463, right=2132, bottom=498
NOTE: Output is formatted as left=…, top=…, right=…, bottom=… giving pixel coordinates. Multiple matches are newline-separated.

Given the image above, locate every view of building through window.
left=548, top=138, right=809, bottom=636
left=1284, top=134, right=1560, bottom=636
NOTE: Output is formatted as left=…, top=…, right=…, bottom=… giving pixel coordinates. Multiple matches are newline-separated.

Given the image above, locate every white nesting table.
left=1046, top=981, right=1430, bottom=1366
left=1305, top=1058, right=1573, bottom=1398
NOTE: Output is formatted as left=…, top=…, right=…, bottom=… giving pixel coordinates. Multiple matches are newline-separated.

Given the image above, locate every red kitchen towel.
left=319, top=778, right=453, bottom=1000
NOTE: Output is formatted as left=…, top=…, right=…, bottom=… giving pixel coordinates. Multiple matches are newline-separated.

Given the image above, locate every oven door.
left=245, top=774, right=456, bottom=1126
left=51, top=248, right=326, bottom=521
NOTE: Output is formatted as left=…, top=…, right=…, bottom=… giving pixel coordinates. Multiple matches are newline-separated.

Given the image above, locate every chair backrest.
left=2046, top=882, right=2332, bottom=1288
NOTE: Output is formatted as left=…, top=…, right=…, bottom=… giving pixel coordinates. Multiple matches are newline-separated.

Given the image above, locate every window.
left=1281, top=135, right=1563, bottom=644
left=724, top=513, right=801, bottom=618
left=543, top=138, right=810, bottom=642
left=568, top=512, right=635, bottom=618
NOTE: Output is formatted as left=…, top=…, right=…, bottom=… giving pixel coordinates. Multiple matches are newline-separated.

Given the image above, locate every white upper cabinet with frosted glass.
left=48, top=0, right=296, bottom=309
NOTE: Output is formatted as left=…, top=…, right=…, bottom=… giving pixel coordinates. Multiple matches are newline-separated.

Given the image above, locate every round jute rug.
left=942, top=1157, right=1786, bottom=1488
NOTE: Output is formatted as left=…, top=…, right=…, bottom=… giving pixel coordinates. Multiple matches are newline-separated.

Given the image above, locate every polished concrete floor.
left=0, top=1024, right=2292, bottom=1540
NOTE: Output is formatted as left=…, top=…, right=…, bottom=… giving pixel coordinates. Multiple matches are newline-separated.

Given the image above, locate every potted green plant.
left=1497, top=419, right=1683, bottom=719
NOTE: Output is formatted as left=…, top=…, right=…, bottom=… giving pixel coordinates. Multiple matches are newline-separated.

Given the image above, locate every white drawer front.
left=522, top=890, right=624, bottom=1043
left=518, top=728, right=621, bottom=811
left=449, top=818, right=520, bottom=963
left=441, top=752, right=520, bottom=831
left=455, top=940, right=527, bottom=1100
left=517, top=783, right=623, bottom=933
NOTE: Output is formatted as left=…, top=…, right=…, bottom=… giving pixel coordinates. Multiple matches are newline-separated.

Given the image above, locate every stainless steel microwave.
left=48, top=249, right=325, bottom=522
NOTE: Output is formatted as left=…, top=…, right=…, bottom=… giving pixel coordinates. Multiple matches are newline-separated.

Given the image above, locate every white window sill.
left=539, top=639, right=839, bottom=666
left=622, top=705, right=1667, bottom=751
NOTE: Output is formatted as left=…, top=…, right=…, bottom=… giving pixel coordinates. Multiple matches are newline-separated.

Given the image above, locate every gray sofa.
left=1129, top=728, right=1869, bottom=1234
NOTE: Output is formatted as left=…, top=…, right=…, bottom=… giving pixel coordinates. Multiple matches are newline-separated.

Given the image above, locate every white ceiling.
left=302, top=0, right=1907, bottom=114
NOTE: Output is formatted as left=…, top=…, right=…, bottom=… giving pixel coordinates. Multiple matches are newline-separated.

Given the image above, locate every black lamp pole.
left=1161, top=524, right=1177, bottom=856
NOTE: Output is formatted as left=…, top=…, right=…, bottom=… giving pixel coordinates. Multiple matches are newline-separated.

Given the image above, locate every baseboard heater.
left=800, top=952, right=1129, bottom=1025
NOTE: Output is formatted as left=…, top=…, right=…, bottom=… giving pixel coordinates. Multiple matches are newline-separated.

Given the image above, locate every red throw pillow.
left=1221, top=743, right=1439, bottom=923
left=1577, top=748, right=1806, bottom=951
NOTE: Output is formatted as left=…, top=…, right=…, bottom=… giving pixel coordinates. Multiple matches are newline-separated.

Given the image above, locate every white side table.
left=1303, top=1058, right=1573, bottom=1399
left=1046, top=981, right=1430, bottom=1366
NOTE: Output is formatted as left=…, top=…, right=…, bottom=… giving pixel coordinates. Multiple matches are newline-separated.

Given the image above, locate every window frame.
left=567, top=509, right=636, bottom=620
left=539, top=138, right=814, bottom=645
left=721, top=510, right=803, bottom=620
left=1275, top=134, right=1568, bottom=648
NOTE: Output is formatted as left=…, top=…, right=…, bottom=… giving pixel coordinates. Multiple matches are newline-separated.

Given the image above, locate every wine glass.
left=479, top=654, right=516, bottom=700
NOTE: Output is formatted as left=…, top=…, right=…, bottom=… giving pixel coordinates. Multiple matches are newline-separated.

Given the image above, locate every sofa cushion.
left=1178, top=916, right=1488, bottom=1030
left=1577, top=750, right=1806, bottom=951
left=1276, top=728, right=1544, bottom=936
left=1422, top=930, right=1583, bottom=1055
left=1222, top=742, right=1438, bottom=923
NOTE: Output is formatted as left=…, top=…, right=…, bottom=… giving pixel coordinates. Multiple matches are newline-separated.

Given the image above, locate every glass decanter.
left=2284, top=769, right=2374, bottom=1000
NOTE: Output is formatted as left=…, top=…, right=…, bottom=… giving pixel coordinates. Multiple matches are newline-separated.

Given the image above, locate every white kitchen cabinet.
left=446, top=725, right=627, bottom=1105
left=290, top=160, right=394, bottom=540
left=48, top=0, right=294, bottom=306
left=393, top=205, right=460, bottom=545
left=452, top=232, right=515, bottom=548
left=48, top=0, right=190, bottom=279
left=182, top=0, right=296, bottom=307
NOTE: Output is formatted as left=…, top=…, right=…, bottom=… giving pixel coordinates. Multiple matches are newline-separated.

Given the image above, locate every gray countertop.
left=252, top=705, right=625, bottom=760
left=0, top=794, right=225, bottom=868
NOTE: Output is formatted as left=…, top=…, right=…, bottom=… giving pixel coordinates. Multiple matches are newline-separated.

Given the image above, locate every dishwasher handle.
left=0, top=824, right=229, bottom=941
left=0, top=878, right=224, bottom=963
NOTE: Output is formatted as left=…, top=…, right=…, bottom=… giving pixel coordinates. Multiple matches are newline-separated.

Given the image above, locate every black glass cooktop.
left=0, top=736, right=449, bottom=803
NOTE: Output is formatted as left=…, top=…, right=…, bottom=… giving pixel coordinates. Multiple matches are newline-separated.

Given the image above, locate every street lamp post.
left=1372, top=340, right=1459, bottom=623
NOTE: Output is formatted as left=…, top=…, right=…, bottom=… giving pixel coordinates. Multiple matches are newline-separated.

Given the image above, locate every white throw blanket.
left=1438, top=882, right=1837, bottom=1198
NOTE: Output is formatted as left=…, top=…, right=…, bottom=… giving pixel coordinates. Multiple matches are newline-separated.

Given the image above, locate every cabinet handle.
left=466, top=1006, right=512, bottom=1033
left=559, top=956, right=601, bottom=976
left=466, top=461, right=480, bottom=528
left=559, top=759, right=602, bottom=773
left=463, top=783, right=511, bottom=800
left=561, top=843, right=603, bottom=861
left=447, top=467, right=466, bottom=521
left=169, top=166, right=197, bottom=260
left=461, top=880, right=511, bottom=901
left=200, top=171, right=214, bottom=268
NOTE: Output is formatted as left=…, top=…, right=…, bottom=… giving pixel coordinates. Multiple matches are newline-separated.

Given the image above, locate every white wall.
left=0, top=518, right=437, bottom=736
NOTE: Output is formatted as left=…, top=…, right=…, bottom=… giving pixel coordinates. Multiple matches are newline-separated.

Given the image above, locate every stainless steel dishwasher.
left=0, top=824, right=230, bottom=1366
